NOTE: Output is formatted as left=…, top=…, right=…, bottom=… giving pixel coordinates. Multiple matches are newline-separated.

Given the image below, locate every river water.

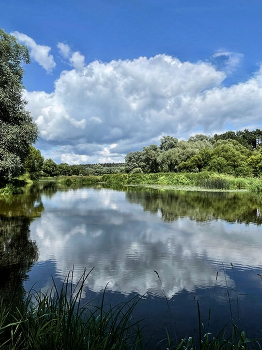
left=1, top=182, right=262, bottom=346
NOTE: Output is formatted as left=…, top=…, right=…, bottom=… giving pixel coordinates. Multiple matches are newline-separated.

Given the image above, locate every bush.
left=249, top=179, right=262, bottom=193
left=130, top=167, right=143, bottom=174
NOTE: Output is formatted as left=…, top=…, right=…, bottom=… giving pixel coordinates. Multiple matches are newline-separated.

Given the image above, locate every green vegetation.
left=101, top=172, right=259, bottom=191
left=0, top=270, right=142, bottom=350
left=57, top=175, right=102, bottom=186
left=0, top=270, right=261, bottom=350
left=125, top=134, right=262, bottom=178
left=0, top=29, right=38, bottom=181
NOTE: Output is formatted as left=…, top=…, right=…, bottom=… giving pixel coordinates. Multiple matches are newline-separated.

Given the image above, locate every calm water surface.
left=1, top=183, right=262, bottom=346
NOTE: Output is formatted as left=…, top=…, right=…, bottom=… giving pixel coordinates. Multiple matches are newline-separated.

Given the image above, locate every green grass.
left=49, top=175, right=102, bottom=186
left=101, top=172, right=262, bottom=192
left=0, top=269, right=142, bottom=350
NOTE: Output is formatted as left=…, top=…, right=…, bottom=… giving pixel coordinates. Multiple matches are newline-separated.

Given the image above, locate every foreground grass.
left=0, top=270, right=261, bottom=350
left=0, top=270, right=142, bottom=350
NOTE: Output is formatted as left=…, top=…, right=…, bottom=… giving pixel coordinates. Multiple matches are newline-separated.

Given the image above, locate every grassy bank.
left=0, top=270, right=260, bottom=350
left=40, top=175, right=102, bottom=187
left=101, top=172, right=262, bottom=192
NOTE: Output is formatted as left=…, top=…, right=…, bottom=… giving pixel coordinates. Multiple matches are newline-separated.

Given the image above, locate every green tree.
left=178, top=148, right=213, bottom=173
left=208, top=140, right=252, bottom=176
left=42, top=159, right=58, bottom=177
left=141, top=145, right=160, bottom=173
left=23, top=146, right=44, bottom=181
left=159, top=136, right=178, bottom=151
left=248, top=154, right=262, bottom=177
left=0, top=29, right=38, bottom=180
left=57, top=163, right=72, bottom=176
left=125, top=151, right=144, bottom=173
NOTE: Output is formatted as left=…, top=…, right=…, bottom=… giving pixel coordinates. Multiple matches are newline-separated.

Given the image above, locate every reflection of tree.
left=37, top=181, right=59, bottom=198
left=126, top=189, right=262, bottom=225
left=0, top=216, right=39, bottom=301
left=0, top=184, right=44, bottom=218
left=0, top=185, right=43, bottom=303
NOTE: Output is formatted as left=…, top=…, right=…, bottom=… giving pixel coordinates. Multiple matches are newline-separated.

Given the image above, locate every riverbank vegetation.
left=0, top=270, right=260, bottom=350
left=101, top=172, right=262, bottom=193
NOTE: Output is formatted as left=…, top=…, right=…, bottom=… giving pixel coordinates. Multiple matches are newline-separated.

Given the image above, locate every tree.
left=23, top=146, right=44, bottom=181
left=125, top=151, right=144, bottom=173
left=208, top=140, right=252, bottom=176
left=159, top=136, right=178, bottom=151
left=0, top=29, right=38, bottom=180
left=42, top=159, right=58, bottom=177
left=57, top=163, right=72, bottom=176
left=141, top=145, right=160, bottom=173
left=178, top=148, right=213, bottom=173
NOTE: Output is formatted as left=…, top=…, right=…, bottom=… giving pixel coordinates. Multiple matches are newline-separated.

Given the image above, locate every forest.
left=18, top=129, right=262, bottom=182
left=125, top=130, right=262, bottom=177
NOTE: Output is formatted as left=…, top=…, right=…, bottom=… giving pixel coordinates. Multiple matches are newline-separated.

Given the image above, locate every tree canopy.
left=0, top=29, right=38, bottom=180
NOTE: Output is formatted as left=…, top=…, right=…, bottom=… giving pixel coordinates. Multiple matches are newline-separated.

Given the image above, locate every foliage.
left=42, top=159, right=59, bottom=177
left=0, top=29, right=38, bottom=180
left=57, top=175, right=102, bottom=187
left=23, top=146, right=44, bottom=181
left=159, top=135, right=178, bottom=151
left=214, top=128, right=262, bottom=149
left=57, top=163, right=72, bottom=176
left=207, top=140, right=252, bottom=176
left=0, top=270, right=142, bottom=350
left=124, top=130, right=262, bottom=178
left=130, top=167, right=143, bottom=174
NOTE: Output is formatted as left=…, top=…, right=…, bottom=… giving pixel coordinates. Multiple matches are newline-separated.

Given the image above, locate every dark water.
left=1, top=182, right=262, bottom=346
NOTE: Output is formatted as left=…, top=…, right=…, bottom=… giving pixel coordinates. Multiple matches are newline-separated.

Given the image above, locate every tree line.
left=125, top=131, right=262, bottom=177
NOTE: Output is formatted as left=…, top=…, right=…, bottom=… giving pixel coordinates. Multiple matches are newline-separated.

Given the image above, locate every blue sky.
left=2, top=0, right=262, bottom=163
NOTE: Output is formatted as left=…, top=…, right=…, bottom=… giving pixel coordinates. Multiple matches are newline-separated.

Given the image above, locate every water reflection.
left=26, top=187, right=262, bottom=299
left=0, top=185, right=43, bottom=300
left=126, top=188, right=262, bottom=224
left=2, top=184, right=262, bottom=343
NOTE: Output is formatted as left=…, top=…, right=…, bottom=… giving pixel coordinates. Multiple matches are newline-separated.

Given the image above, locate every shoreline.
left=124, top=184, right=249, bottom=192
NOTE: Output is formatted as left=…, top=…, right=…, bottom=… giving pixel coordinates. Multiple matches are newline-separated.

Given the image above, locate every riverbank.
left=2, top=172, right=262, bottom=197
left=101, top=172, right=262, bottom=193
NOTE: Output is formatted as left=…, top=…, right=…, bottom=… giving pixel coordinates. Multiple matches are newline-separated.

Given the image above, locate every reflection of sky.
left=28, top=188, right=262, bottom=300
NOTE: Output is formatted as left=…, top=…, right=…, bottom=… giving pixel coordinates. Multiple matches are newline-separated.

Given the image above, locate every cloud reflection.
left=30, top=188, right=262, bottom=298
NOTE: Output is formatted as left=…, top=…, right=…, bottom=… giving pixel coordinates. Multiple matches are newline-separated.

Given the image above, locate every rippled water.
left=1, top=182, right=262, bottom=345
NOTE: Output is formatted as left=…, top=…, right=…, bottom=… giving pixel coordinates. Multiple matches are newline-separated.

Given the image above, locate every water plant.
left=0, top=269, right=143, bottom=350
left=0, top=267, right=261, bottom=349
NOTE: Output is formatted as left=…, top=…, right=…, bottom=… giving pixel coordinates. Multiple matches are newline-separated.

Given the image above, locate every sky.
left=2, top=0, right=262, bottom=164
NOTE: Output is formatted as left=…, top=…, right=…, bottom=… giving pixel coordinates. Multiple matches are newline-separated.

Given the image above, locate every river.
left=1, top=182, right=262, bottom=346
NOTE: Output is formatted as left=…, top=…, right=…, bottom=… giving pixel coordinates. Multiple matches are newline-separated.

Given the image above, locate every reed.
left=0, top=268, right=261, bottom=349
left=0, top=269, right=142, bottom=350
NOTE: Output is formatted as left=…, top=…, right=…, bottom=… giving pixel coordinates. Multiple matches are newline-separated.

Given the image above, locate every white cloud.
left=25, top=53, right=262, bottom=163
left=61, top=153, right=89, bottom=164
left=212, top=50, right=243, bottom=74
left=57, top=42, right=71, bottom=59
left=69, top=51, right=85, bottom=70
left=12, top=31, right=56, bottom=73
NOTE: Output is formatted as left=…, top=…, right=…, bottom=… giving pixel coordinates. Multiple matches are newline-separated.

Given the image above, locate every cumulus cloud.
left=24, top=53, right=262, bottom=163
left=12, top=31, right=56, bottom=73
left=57, top=42, right=71, bottom=59
left=69, top=51, right=85, bottom=70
